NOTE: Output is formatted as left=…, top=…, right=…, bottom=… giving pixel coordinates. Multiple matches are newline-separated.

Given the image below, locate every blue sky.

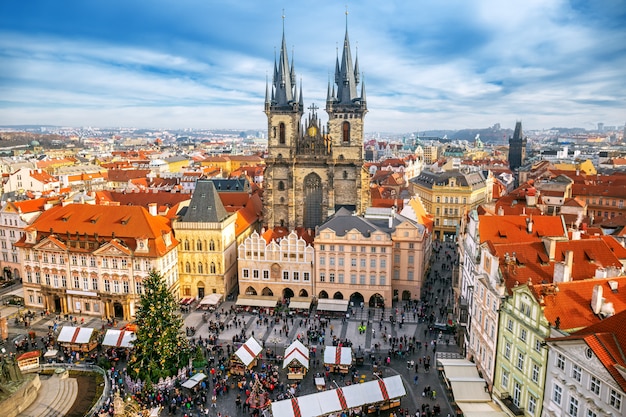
left=1, top=0, right=624, bottom=133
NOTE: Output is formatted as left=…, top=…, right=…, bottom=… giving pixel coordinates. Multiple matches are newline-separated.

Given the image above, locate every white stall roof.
left=456, top=401, right=508, bottom=417
left=323, top=346, right=352, bottom=366
left=199, top=293, right=223, bottom=306
left=234, top=336, right=263, bottom=366
left=288, top=297, right=312, bottom=310
left=236, top=296, right=279, bottom=308
left=283, top=339, right=310, bottom=370
left=449, top=379, right=491, bottom=402
left=316, top=299, right=349, bottom=312
left=102, top=329, right=136, bottom=348
left=182, top=372, right=207, bottom=389
left=57, top=326, right=94, bottom=344
left=270, top=375, right=406, bottom=417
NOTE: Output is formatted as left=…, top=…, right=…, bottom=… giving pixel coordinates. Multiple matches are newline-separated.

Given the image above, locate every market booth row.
left=270, top=375, right=406, bottom=417
left=323, top=344, right=353, bottom=374
left=57, top=326, right=98, bottom=352
left=437, top=358, right=508, bottom=417
left=230, top=336, right=263, bottom=376
left=316, top=299, right=349, bottom=317
left=282, top=340, right=309, bottom=380
left=235, top=295, right=279, bottom=314
left=286, top=297, right=313, bottom=316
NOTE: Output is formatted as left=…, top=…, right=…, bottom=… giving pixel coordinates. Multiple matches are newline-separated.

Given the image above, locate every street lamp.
left=269, top=336, right=282, bottom=362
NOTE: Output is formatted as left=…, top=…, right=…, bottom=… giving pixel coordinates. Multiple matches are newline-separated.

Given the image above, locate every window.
left=279, top=122, right=286, bottom=144
left=370, top=259, right=376, bottom=268
left=351, top=258, right=357, bottom=267
left=330, top=257, right=335, bottom=266
left=136, top=282, right=143, bottom=294
left=293, top=272, right=299, bottom=281
left=408, top=255, right=414, bottom=264
left=589, top=376, right=601, bottom=395
left=360, top=259, right=366, bottom=267
left=338, top=273, right=344, bottom=283
left=568, top=395, right=579, bottom=417
left=112, top=259, right=118, bottom=269
left=185, top=262, right=191, bottom=273
left=283, top=271, right=289, bottom=281
left=342, top=121, right=350, bottom=143
left=380, top=259, right=386, bottom=268
left=516, top=352, right=525, bottom=371
left=102, top=258, right=108, bottom=268
left=535, top=339, right=542, bottom=352
left=350, top=274, right=356, bottom=284
left=104, top=280, right=110, bottom=292
left=370, top=275, right=376, bottom=285
left=92, top=278, right=98, bottom=291
left=303, top=272, right=310, bottom=281
left=370, top=247, right=376, bottom=253
left=243, top=269, right=249, bottom=278
left=531, top=362, right=540, bottom=383
left=338, top=258, right=344, bottom=267
left=320, top=273, right=325, bottom=282
left=556, top=353, right=565, bottom=370
left=74, top=276, right=80, bottom=288
left=359, top=274, right=365, bottom=285
left=552, top=384, right=563, bottom=405
left=513, top=381, right=521, bottom=407
left=610, top=389, right=622, bottom=411
left=504, top=341, right=511, bottom=359
left=520, top=328, right=527, bottom=342
left=196, top=240, right=202, bottom=251
left=507, top=319, right=513, bottom=332
left=319, top=256, right=325, bottom=266
left=394, top=254, right=400, bottom=264
left=252, top=269, right=259, bottom=279
left=520, top=302, right=531, bottom=317
left=572, top=364, right=582, bottom=383
left=198, top=263, right=204, bottom=274
left=113, top=281, right=120, bottom=293
left=210, top=262, right=216, bottom=273
left=123, top=281, right=129, bottom=293
left=586, top=409, right=596, bottom=417
left=408, top=270, right=414, bottom=281
left=83, top=278, right=89, bottom=290
left=501, top=369, right=509, bottom=388
left=528, top=394, right=537, bottom=415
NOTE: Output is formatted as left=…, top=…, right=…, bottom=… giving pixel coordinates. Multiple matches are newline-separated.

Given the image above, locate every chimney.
left=388, top=213, right=393, bottom=229
left=591, top=284, right=603, bottom=315
left=526, top=217, right=533, bottom=234
left=553, top=251, right=573, bottom=283
left=543, top=237, right=557, bottom=261
left=148, top=203, right=157, bottom=216
left=497, top=206, right=504, bottom=216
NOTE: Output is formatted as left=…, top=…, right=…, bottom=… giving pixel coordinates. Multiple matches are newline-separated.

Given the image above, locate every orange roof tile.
left=478, top=215, right=566, bottom=244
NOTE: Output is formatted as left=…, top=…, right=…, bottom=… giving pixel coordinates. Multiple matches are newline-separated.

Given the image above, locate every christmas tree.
left=128, top=270, right=191, bottom=382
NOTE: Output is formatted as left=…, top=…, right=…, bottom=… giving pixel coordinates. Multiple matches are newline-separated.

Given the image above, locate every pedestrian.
left=414, top=375, right=419, bottom=385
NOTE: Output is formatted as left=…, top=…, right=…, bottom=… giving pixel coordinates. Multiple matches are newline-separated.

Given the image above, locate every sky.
left=0, top=0, right=624, bottom=133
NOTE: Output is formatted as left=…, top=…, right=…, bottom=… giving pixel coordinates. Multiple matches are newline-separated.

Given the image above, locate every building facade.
left=263, top=21, right=369, bottom=230
left=410, top=169, right=491, bottom=241
left=16, top=203, right=179, bottom=320
left=237, top=230, right=314, bottom=300
left=173, top=180, right=238, bottom=299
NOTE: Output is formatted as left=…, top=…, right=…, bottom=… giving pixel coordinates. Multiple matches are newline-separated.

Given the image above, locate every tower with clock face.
left=264, top=17, right=369, bottom=231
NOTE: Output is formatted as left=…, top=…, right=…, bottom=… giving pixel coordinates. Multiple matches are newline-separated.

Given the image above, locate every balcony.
left=500, top=394, right=524, bottom=416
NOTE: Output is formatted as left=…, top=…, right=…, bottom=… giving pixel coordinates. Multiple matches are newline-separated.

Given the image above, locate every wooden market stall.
left=198, top=293, right=223, bottom=310
left=323, top=344, right=353, bottom=374
left=282, top=340, right=309, bottom=380
left=230, top=336, right=263, bottom=376
left=16, top=350, right=40, bottom=371
left=57, top=326, right=98, bottom=352
left=270, top=375, right=407, bottom=417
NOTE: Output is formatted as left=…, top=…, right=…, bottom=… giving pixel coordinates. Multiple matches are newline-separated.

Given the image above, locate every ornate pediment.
left=93, top=241, right=131, bottom=256
left=33, top=237, right=66, bottom=251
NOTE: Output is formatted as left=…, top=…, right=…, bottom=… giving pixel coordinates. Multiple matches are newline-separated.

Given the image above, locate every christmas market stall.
left=270, top=375, right=406, bottom=417
left=235, top=295, right=279, bottom=314
left=16, top=350, right=40, bottom=371
left=181, top=372, right=207, bottom=390
left=102, top=329, right=136, bottom=348
left=315, top=299, right=349, bottom=318
left=230, top=336, right=263, bottom=376
left=198, top=293, right=223, bottom=310
left=282, top=340, right=309, bottom=380
left=323, top=344, right=353, bottom=374
left=57, top=326, right=98, bottom=352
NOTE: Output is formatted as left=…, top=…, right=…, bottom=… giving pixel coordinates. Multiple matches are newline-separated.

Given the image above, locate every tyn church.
left=263, top=18, right=370, bottom=230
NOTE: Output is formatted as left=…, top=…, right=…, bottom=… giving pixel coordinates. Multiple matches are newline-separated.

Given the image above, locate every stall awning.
left=270, top=375, right=406, bottom=417
left=316, top=299, right=349, bottom=312
left=449, top=379, right=491, bottom=401
left=44, top=349, right=59, bottom=358
left=102, top=329, right=136, bottom=348
left=456, top=401, right=508, bottom=417
left=236, top=295, right=279, bottom=308
left=199, top=293, right=223, bottom=306
left=288, top=296, right=312, bottom=310
left=57, top=326, right=94, bottom=344
left=181, top=372, right=207, bottom=389
left=323, top=346, right=352, bottom=366
left=234, top=336, right=263, bottom=366
left=180, top=297, right=194, bottom=305
left=283, top=340, right=309, bottom=369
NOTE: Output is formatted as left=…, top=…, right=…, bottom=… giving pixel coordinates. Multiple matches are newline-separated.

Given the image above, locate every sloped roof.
left=107, top=169, right=151, bottom=182
left=179, top=180, right=230, bottom=223
left=531, top=277, right=626, bottom=332
left=478, top=215, right=566, bottom=244
left=95, top=190, right=191, bottom=210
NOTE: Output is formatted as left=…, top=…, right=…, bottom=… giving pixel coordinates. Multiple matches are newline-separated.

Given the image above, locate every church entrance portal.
left=303, top=173, right=323, bottom=229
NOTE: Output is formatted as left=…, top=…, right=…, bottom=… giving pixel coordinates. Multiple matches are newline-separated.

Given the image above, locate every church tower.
left=508, top=121, right=527, bottom=171
left=264, top=14, right=369, bottom=230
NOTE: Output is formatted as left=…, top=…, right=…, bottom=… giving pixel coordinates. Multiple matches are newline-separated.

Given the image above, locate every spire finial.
left=282, top=9, right=285, bottom=31
left=345, top=5, right=349, bottom=29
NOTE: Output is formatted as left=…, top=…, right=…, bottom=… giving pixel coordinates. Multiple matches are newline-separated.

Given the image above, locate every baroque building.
left=263, top=19, right=369, bottom=230
left=16, top=203, right=178, bottom=320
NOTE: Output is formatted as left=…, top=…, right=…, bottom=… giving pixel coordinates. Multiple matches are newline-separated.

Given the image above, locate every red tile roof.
left=478, top=215, right=566, bottom=244
left=17, top=203, right=177, bottom=257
